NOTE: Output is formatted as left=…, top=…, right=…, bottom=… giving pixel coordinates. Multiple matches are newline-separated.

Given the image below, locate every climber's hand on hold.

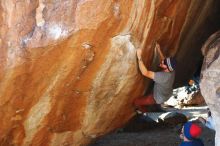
left=155, top=42, right=165, bottom=61
left=155, top=42, right=160, bottom=50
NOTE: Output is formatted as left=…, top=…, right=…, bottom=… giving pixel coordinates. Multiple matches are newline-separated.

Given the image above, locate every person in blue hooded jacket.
left=179, top=122, right=204, bottom=146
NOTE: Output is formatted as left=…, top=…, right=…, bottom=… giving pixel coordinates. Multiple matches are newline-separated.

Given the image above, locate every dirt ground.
left=90, top=106, right=215, bottom=146
left=90, top=125, right=215, bottom=146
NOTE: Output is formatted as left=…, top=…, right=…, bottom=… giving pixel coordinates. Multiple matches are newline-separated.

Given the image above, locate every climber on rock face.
left=134, top=42, right=176, bottom=114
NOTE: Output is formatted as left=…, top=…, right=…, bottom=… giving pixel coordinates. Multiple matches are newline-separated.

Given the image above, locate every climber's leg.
left=133, top=94, right=156, bottom=113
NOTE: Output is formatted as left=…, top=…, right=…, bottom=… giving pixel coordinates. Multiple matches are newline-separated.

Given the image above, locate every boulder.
left=166, top=88, right=206, bottom=108
left=0, top=0, right=220, bottom=145
left=200, top=30, right=220, bottom=146
left=160, top=112, right=187, bottom=125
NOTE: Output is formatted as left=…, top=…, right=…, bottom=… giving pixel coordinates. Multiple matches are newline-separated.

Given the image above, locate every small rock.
left=160, top=112, right=187, bottom=125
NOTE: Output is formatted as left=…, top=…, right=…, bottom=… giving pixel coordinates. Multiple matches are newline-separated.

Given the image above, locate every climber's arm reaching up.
left=137, top=49, right=155, bottom=80
left=155, top=42, right=165, bottom=62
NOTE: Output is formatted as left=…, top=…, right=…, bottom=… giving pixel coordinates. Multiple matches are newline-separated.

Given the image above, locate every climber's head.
left=160, top=57, right=176, bottom=72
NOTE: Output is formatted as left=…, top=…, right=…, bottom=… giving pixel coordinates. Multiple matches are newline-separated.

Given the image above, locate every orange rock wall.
left=0, top=0, right=217, bottom=145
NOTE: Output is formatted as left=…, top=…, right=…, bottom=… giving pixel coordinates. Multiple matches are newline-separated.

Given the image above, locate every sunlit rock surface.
left=0, top=0, right=219, bottom=145
left=200, top=31, right=220, bottom=146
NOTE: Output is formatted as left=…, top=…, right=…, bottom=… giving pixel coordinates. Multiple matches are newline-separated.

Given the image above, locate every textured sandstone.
left=200, top=31, right=220, bottom=146
left=0, top=0, right=219, bottom=146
